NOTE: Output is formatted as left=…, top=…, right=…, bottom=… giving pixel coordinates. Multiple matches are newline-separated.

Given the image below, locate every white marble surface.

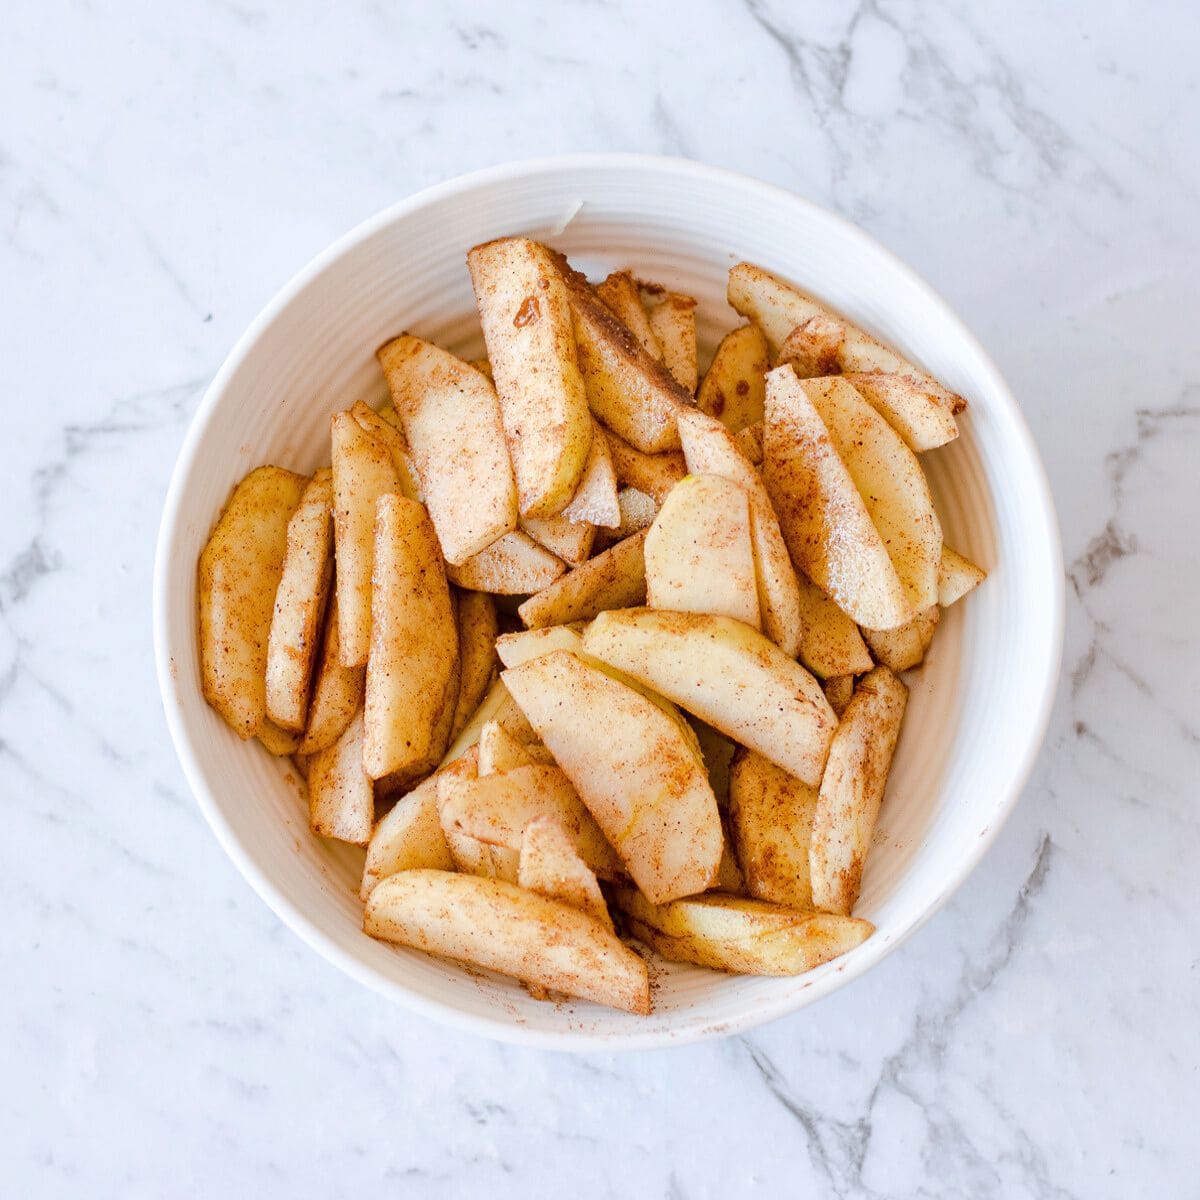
left=3, top=1, right=1198, bottom=1195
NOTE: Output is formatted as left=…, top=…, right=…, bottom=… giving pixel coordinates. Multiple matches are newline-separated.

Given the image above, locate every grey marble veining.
left=2, top=1, right=1198, bottom=1196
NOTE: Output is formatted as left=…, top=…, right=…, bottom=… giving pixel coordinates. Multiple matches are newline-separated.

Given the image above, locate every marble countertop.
left=4, top=2, right=1197, bottom=1196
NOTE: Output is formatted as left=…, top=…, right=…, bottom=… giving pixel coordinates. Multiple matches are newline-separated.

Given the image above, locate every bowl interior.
left=156, top=158, right=1061, bottom=1048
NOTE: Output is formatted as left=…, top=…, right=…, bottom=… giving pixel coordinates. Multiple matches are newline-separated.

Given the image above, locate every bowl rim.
left=153, top=152, right=1065, bottom=1050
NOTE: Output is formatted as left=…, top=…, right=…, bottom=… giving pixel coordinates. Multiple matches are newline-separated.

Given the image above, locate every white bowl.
left=154, top=155, right=1063, bottom=1049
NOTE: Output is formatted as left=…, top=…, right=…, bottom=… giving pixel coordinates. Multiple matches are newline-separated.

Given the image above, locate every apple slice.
left=638, top=283, right=698, bottom=394
left=477, top=719, right=552, bottom=775
left=644, top=474, right=760, bottom=629
left=502, top=650, right=721, bottom=904
left=559, top=420, right=620, bottom=529
left=360, top=772, right=453, bottom=901
left=362, top=495, right=459, bottom=784
left=728, top=749, right=819, bottom=910
left=365, top=870, right=649, bottom=1015
left=697, top=322, right=770, bottom=433
left=468, top=237, right=593, bottom=517
left=376, top=334, right=518, bottom=564
left=763, top=367, right=912, bottom=630
left=862, top=605, right=940, bottom=672
left=308, top=709, right=373, bottom=844
left=612, top=889, right=873, bottom=976
left=596, top=270, right=663, bottom=361
left=583, top=608, right=837, bottom=787
left=519, top=815, right=614, bottom=933
left=803, top=375, right=942, bottom=612
left=822, top=674, right=855, bottom=718
left=520, top=514, right=595, bottom=565
left=198, top=465, right=307, bottom=739
left=614, top=487, right=658, bottom=538
left=331, top=412, right=407, bottom=666
left=606, top=429, right=687, bottom=503
left=550, top=249, right=691, bottom=453
left=841, top=372, right=958, bottom=452
left=727, top=261, right=964, bottom=413
left=448, top=590, right=498, bottom=743
left=495, top=624, right=585, bottom=669
left=446, top=531, right=565, bottom=595
left=438, top=762, right=623, bottom=880
left=793, top=572, right=874, bottom=679
left=810, top=665, right=908, bottom=915
left=517, top=530, right=647, bottom=629
left=938, top=545, right=987, bottom=606
left=439, top=678, right=536, bottom=767
left=676, top=407, right=802, bottom=658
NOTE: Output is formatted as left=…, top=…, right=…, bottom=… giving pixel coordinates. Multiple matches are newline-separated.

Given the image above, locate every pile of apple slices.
left=197, top=241, right=986, bottom=1015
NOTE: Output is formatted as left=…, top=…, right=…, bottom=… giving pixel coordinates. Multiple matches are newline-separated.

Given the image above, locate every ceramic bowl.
left=154, top=155, right=1063, bottom=1049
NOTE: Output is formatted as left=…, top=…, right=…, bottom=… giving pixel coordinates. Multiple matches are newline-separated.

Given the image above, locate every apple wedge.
left=729, top=749, right=819, bottom=910
left=448, top=590, right=498, bottom=742
left=517, top=530, right=647, bottom=629
left=697, top=322, right=769, bottom=432
left=348, top=401, right=422, bottom=502
left=582, top=608, right=837, bottom=787
left=713, top=835, right=744, bottom=894
left=365, top=870, right=650, bottom=1015
left=502, top=650, right=721, bottom=903
left=676, top=407, right=802, bottom=657
left=763, top=367, right=912, bottom=630
left=376, top=334, right=518, bottom=564
left=615, top=487, right=658, bottom=538
left=331, top=411, right=408, bottom=666
left=613, top=889, right=873, bottom=976
left=810, top=665, right=908, bottom=915
left=438, top=763, right=623, bottom=880
left=644, top=474, right=760, bottom=629
left=728, top=261, right=964, bottom=413
left=734, top=421, right=764, bottom=465
left=842, top=372, right=958, bottom=452
left=559, top=420, right=620, bottom=529
left=518, top=816, right=614, bottom=933
left=446, top=531, right=566, bottom=595
left=265, top=469, right=334, bottom=731
left=596, top=270, right=663, bottom=361
left=938, top=545, right=988, bottom=606
left=801, top=375, right=942, bottom=613
left=440, top=678, right=537, bottom=767
left=776, top=314, right=843, bottom=377
left=862, top=605, right=940, bottom=672
left=550, top=249, right=691, bottom=453
left=360, top=772, right=454, bottom=901
left=363, top=495, right=459, bottom=783
left=468, top=237, right=593, bottom=517
left=477, top=719, right=554, bottom=775
left=690, top=718, right=737, bottom=810
left=793, top=571, right=875, bottom=679
left=256, top=719, right=299, bottom=757
left=308, top=709, right=373, bottom=844
left=297, top=594, right=364, bottom=755
left=433, top=747, right=505, bottom=878
left=638, top=283, right=698, bottom=394
left=606, top=429, right=687, bottom=503
left=495, top=623, right=585, bottom=669
left=198, top=464, right=307, bottom=739
left=520, top=514, right=595, bottom=566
